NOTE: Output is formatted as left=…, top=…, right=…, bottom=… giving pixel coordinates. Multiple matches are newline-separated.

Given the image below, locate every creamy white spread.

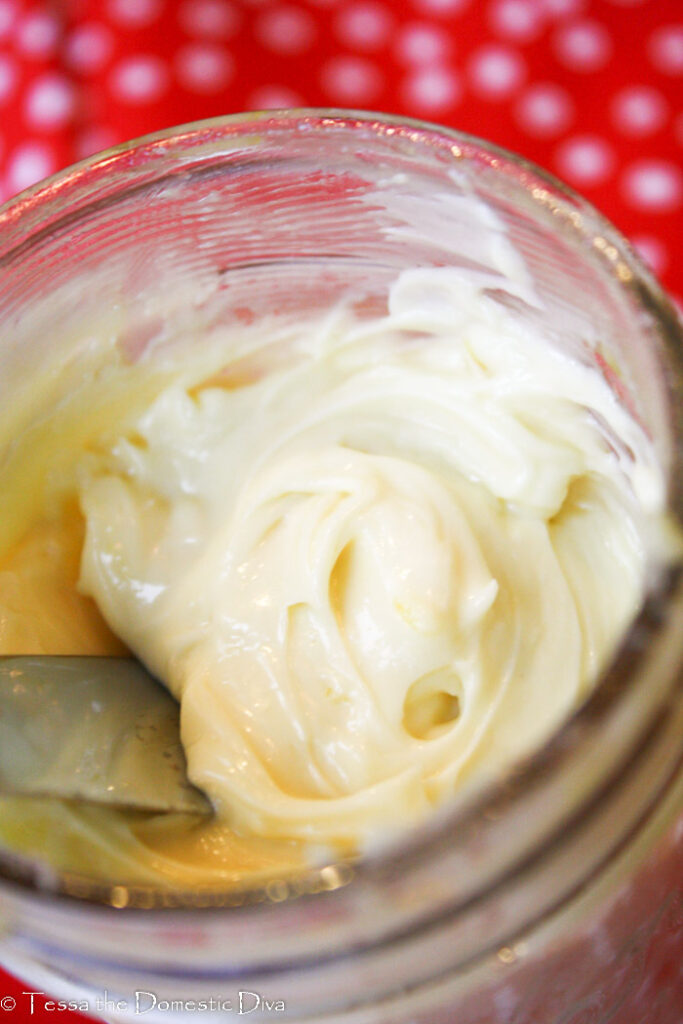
left=73, top=267, right=663, bottom=850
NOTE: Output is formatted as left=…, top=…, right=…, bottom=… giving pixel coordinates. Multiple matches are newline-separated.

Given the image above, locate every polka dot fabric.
left=0, top=1, right=681, bottom=1016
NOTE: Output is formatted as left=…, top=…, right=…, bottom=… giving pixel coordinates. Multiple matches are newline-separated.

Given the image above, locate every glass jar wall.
left=0, top=112, right=680, bottom=1024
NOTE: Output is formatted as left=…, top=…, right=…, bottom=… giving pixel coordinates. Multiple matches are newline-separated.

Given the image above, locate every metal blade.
left=0, top=656, right=212, bottom=816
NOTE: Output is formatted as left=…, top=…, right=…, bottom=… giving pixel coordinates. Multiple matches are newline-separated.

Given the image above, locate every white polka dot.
left=515, top=82, right=573, bottom=138
left=622, top=161, right=682, bottom=212
left=402, top=66, right=461, bottom=113
left=6, top=142, right=56, bottom=193
left=175, top=43, right=234, bottom=93
left=179, top=0, right=240, bottom=39
left=0, top=53, right=17, bottom=104
left=611, top=86, right=668, bottom=138
left=110, top=55, right=169, bottom=104
left=75, top=128, right=119, bottom=161
left=540, top=0, right=585, bottom=17
left=17, top=12, right=59, bottom=59
left=631, top=235, right=669, bottom=276
left=66, top=23, right=115, bottom=74
left=556, top=135, right=615, bottom=187
left=554, top=20, right=613, bottom=72
left=0, top=1, right=17, bottom=42
left=256, top=6, right=316, bottom=56
left=648, top=25, right=683, bottom=77
left=107, top=0, right=162, bottom=28
left=489, top=0, right=544, bottom=44
left=25, top=74, right=76, bottom=131
left=249, top=84, right=303, bottom=109
left=321, top=55, right=383, bottom=104
left=468, top=45, right=526, bottom=99
left=335, top=3, right=392, bottom=51
left=395, top=23, right=450, bottom=65
left=412, top=0, right=470, bottom=13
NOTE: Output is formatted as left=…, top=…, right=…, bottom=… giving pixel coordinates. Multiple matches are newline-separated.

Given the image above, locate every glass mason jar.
left=0, top=111, right=681, bottom=1024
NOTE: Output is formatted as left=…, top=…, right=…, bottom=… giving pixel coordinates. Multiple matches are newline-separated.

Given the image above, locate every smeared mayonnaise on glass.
left=75, top=267, right=663, bottom=850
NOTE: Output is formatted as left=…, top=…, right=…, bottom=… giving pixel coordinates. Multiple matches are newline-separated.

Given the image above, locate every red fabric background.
left=0, top=0, right=681, bottom=1020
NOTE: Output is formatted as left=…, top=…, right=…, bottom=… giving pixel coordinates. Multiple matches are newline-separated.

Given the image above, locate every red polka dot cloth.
left=0, top=0, right=681, bottom=1019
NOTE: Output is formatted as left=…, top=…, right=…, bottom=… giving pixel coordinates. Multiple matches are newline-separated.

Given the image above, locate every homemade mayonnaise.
left=0, top=266, right=667, bottom=885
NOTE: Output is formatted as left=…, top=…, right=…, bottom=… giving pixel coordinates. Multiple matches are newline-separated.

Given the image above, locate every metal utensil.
left=0, top=656, right=211, bottom=816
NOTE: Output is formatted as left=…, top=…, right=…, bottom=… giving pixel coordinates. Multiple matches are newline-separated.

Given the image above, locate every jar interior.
left=0, top=115, right=679, bottom=911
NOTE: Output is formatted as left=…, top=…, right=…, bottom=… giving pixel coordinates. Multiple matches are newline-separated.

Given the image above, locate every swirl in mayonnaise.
left=78, top=268, right=662, bottom=848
